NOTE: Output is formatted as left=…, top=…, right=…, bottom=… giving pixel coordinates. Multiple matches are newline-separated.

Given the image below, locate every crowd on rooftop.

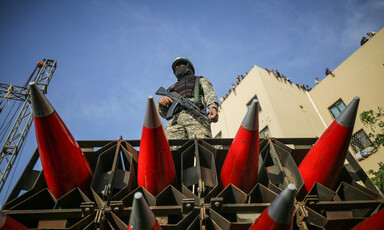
left=219, top=65, right=342, bottom=104
left=219, top=73, right=247, bottom=103
left=265, top=68, right=313, bottom=92
left=219, top=30, right=377, bottom=104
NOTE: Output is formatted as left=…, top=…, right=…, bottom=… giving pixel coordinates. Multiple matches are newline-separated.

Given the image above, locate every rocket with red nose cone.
left=137, top=96, right=176, bottom=196
left=30, top=82, right=92, bottom=199
left=250, top=184, right=296, bottom=230
left=0, top=212, right=28, bottom=230
left=220, top=99, right=260, bottom=193
left=299, top=97, right=360, bottom=194
left=351, top=208, right=384, bottom=230
left=128, top=192, right=162, bottom=230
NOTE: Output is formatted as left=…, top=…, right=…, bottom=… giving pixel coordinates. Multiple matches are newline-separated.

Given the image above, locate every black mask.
left=175, top=66, right=188, bottom=79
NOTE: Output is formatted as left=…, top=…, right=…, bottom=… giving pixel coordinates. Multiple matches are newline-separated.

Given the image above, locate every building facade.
left=212, top=27, right=384, bottom=173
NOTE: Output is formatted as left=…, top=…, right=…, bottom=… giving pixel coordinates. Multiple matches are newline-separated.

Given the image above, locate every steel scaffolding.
left=0, top=59, right=56, bottom=193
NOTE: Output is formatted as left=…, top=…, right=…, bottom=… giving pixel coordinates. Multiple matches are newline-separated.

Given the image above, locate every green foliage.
left=360, top=107, right=384, bottom=193
left=368, top=162, right=384, bottom=194
left=359, top=107, right=384, bottom=150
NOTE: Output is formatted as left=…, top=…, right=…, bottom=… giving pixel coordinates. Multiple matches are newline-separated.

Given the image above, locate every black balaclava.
left=174, top=65, right=188, bottom=79
left=174, top=63, right=193, bottom=80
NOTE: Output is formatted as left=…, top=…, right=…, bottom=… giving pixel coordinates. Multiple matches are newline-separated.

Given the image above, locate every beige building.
left=212, top=27, right=384, bottom=173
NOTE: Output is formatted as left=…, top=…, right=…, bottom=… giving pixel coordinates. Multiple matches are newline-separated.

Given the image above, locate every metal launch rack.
left=2, top=137, right=383, bottom=229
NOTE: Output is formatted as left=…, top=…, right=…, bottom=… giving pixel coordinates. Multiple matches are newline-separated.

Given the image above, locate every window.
left=328, top=99, right=346, bottom=119
left=259, top=126, right=271, bottom=138
left=350, top=129, right=374, bottom=153
left=247, top=95, right=262, bottom=112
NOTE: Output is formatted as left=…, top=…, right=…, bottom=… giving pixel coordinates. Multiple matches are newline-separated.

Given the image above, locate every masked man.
left=158, top=57, right=219, bottom=140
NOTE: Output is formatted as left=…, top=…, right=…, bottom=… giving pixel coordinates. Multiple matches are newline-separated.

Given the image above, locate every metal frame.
left=1, top=137, right=383, bottom=229
left=0, top=84, right=28, bottom=102
left=0, top=59, right=57, bottom=193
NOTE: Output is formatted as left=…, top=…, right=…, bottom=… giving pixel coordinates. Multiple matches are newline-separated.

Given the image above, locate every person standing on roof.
left=158, top=57, right=219, bottom=140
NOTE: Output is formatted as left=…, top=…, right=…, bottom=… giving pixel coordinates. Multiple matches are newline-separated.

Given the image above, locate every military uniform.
left=159, top=77, right=219, bottom=139
left=158, top=57, right=219, bottom=140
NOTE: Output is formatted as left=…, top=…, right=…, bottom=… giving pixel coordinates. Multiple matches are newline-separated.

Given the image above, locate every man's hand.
left=159, top=96, right=173, bottom=106
left=209, top=107, right=218, bottom=123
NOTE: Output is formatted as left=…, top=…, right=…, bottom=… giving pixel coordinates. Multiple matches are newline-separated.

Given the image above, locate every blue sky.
left=0, top=0, right=383, bottom=203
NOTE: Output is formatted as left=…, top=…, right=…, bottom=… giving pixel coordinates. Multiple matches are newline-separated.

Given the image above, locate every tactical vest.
left=169, top=75, right=205, bottom=109
left=173, top=75, right=195, bottom=97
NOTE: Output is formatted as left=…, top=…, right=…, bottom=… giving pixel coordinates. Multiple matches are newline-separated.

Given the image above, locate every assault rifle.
left=155, top=87, right=211, bottom=123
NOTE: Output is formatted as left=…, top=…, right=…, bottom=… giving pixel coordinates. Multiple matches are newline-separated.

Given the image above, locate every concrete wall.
left=309, top=28, right=384, bottom=172
left=212, top=65, right=325, bottom=139
left=212, top=27, right=384, bottom=173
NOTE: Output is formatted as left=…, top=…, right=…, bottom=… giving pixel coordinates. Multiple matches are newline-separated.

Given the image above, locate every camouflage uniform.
left=158, top=77, right=219, bottom=140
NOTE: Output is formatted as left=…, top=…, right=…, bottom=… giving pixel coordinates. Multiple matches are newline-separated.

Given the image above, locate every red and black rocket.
left=137, top=96, right=176, bottom=196
left=351, top=208, right=384, bottom=230
left=30, top=82, right=93, bottom=199
left=299, top=97, right=360, bottom=194
left=220, top=99, right=260, bottom=193
left=0, top=212, right=28, bottom=230
left=250, top=184, right=296, bottom=230
left=128, top=192, right=162, bottom=230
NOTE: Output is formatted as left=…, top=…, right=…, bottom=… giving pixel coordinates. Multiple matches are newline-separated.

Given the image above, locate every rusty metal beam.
left=1, top=137, right=383, bottom=229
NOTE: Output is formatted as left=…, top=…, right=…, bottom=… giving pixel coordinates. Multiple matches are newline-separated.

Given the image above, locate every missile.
left=352, top=208, right=384, bottom=230
left=250, top=184, right=296, bottom=230
left=137, top=96, right=176, bottom=196
left=299, top=97, right=360, bottom=194
left=128, top=192, right=162, bottom=230
left=30, top=82, right=92, bottom=199
left=0, top=212, right=28, bottom=230
left=220, top=99, right=259, bottom=193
